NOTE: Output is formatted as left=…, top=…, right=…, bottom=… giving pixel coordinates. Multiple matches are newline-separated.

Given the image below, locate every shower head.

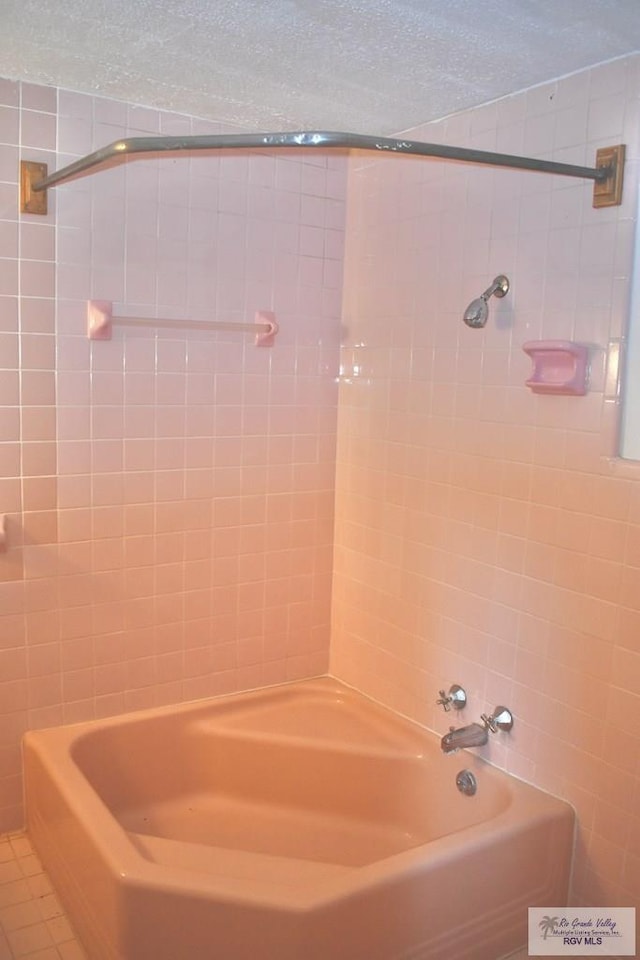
left=462, top=274, right=510, bottom=328
left=463, top=296, right=489, bottom=329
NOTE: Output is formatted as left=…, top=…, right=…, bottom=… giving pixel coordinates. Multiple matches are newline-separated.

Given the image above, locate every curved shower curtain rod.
left=20, top=130, right=625, bottom=215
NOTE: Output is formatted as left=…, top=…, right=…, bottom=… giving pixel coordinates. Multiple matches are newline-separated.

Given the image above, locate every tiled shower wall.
left=2, top=52, right=640, bottom=913
left=0, top=78, right=346, bottom=830
left=332, top=55, right=640, bottom=909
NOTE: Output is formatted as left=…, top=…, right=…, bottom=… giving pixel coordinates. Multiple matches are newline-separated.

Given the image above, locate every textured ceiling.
left=2, top=0, right=640, bottom=133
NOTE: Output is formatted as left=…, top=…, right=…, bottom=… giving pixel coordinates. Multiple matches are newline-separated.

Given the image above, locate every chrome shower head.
left=463, top=297, right=489, bottom=328
left=463, top=274, right=510, bottom=328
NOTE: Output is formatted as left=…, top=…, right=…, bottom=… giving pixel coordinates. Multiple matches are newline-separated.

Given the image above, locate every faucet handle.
left=436, top=684, right=467, bottom=712
left=436, top=691, right=450, bottom=711
left=481, top=706, right=514, bottom=733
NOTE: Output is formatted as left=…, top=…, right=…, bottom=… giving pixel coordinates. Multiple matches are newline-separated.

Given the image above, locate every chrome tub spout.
left=440, top=722, right=489, bottom=754
left=440, top=705, right=514, bottom=754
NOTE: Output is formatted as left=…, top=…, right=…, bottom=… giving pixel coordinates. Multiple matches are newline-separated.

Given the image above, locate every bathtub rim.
left=23, top=674, right=576, bottom=913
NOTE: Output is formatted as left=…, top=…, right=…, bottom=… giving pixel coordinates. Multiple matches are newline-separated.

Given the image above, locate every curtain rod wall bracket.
left=20, top=133, right=626, bottom=215
left=593, top=144, right=625, bottom=208
left=20, top=161, right=49, bottom=215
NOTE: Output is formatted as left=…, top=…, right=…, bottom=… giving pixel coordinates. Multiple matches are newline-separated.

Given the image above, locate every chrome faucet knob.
left=481, top=713, right=498, bottom=733
left=436, top=684, right=467, bottom=712
left=436, top=690, right=452, bottom=711
left=481, top=706, right=514, bottom=733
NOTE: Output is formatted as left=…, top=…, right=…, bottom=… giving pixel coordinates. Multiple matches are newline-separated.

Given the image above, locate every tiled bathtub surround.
left=0, top=79, right=346, bottom=829
left=332, top=56, right=640, bottom=910
left=1, top=52, right=640, bottom=921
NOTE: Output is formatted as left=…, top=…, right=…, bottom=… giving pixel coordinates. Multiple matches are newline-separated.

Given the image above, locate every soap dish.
left=522, top=340, right=589, bottom=395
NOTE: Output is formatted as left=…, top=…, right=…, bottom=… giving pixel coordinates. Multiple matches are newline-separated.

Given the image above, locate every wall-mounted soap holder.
left=523, top=340, right=589, bottom=395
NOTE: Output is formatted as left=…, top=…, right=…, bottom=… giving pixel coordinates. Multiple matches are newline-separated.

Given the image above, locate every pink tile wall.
left=332, top=55, right=640, bottom=911
left=2, top=57, right=639, bottom=914
left=0, top=79, right=346, bottom=830
left=0, top=79, right=58, bottom=831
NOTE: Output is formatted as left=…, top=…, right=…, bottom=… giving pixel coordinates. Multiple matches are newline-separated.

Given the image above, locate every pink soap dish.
left=522, top=340, right=589, bottom=395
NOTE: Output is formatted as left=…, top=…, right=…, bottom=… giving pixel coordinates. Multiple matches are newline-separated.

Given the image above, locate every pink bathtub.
left=23, top=677, right=574, bottom=960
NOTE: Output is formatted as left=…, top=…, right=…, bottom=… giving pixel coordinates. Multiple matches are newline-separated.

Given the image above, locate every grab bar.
left=87, top=300, right=278, bottom=347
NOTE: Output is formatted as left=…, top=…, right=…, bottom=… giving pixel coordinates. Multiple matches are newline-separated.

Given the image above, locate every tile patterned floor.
left=0, top=833, right=87, bottom=960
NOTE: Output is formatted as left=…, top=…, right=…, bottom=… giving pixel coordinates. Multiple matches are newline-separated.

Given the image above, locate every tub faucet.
left=440, top=706, right=514, bottom=754
left=440, top=722, right=488, bottom=753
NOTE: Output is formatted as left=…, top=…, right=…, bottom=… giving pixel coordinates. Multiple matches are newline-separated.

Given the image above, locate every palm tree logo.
left=539, top=916, right=560, bottom=939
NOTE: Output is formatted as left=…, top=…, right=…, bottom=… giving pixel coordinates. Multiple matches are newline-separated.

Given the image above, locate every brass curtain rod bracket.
left=593, top=144, right=625, bottom=208
left=20, top=160, right=48, bottom=215
left=20, top=133, right=626, bottom=215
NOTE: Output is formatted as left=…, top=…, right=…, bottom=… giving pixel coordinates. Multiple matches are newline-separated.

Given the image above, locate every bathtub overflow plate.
left=456, top=769, right=477, bottom=796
